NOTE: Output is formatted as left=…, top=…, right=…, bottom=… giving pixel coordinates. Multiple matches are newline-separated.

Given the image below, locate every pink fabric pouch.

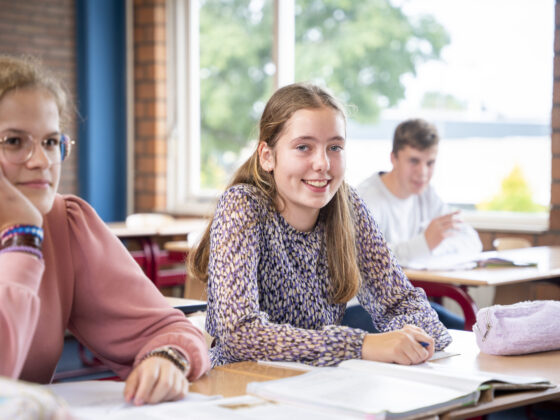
left=473, top=300, right=560, bottom=355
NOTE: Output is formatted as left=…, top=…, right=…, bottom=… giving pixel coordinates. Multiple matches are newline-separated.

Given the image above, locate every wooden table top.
left=404, top=246, right=560, bottom=286
left=190, top=330, right=560, bottom=419
left=164, top=240, right=190, bottom=253
left=107, top=218, right=207, bottom=238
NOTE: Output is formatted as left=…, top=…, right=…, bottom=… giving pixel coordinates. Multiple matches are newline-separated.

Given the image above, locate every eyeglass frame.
left=0, top=131, right=74, bottom=165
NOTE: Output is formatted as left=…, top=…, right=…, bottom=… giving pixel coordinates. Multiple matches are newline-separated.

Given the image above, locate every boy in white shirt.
left=358, top=118, right=482, bottom=266
left=352, top=119, right=482, bottom=330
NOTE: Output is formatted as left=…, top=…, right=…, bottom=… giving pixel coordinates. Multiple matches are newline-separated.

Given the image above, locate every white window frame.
left=167, top=0, right=206, bottom=214
left=166, top=0, right=294, bottom=215
left=165, top=0, right=550, bottom=233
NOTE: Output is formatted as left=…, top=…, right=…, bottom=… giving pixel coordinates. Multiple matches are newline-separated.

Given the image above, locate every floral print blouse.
left=206, top=184, right=451, bottom=366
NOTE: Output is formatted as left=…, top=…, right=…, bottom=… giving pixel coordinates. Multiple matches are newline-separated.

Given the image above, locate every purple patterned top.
left=206, top=184, right=451, bottom=366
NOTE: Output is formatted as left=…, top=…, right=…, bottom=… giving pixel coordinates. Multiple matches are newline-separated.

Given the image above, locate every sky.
left=389, top=0, right=554, bottom=121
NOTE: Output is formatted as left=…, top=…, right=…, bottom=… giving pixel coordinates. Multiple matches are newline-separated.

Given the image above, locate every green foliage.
left=295, top=0, right=449, bottom=122
left=200, top=0, right=275, bottom=189
left=477, top=165, right=547, bottom=213
left=199, top=0, right=450, bottom=189
left=421, top=91, right=467, bottom=110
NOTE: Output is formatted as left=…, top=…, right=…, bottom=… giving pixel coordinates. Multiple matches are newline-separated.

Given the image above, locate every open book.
left=247, top=359, right=553, bottom=419
left=474, top=257, right=537, bottom=268
left=405, top=253, right=537, bottom=271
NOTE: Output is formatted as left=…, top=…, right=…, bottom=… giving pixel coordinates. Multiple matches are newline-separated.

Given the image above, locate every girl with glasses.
left=190, top=83, right=451, bottom=367
left=0, top=55, right=209, bottom=405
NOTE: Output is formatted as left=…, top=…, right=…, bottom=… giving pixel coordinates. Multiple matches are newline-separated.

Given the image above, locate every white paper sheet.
left=47, top=381, right=217, bottom=419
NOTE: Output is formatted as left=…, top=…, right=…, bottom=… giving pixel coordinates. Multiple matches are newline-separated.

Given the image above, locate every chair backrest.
left=492, top=237, right=531, bottom=251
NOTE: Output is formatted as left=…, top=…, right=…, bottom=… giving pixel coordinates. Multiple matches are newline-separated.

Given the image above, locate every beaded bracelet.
left=0, top=245, right=43, bottom=260
left=0, top=224, right=43, bottom=242
left=140, top=347, right=190, bottom=375
left=0, top=224, right=43, bottom=260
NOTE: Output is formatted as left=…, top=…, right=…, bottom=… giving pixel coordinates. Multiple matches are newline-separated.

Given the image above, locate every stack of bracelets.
left=0, top=224, right=44, bottom=260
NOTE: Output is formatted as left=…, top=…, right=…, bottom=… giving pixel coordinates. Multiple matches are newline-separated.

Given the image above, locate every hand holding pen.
left=361, top=325, right=434, bottom=365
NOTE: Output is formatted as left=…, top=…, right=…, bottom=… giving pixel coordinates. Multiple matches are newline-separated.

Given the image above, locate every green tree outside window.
left=200, top=0, right=449, bottom=189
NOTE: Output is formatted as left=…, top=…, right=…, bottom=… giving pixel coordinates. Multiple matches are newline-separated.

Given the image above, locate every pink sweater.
left=0, top=194, right=210, bottom=383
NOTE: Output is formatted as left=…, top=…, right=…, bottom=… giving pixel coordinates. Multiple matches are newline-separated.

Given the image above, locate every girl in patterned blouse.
left=190, top=83, right=451, bottom=367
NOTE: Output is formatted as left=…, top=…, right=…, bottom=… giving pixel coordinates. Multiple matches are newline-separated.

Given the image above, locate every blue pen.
left=419, top=341, right=429, bottom=348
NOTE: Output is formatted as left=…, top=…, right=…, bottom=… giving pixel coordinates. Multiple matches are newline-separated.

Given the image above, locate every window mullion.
left=274, top=0, right=295, bottom=88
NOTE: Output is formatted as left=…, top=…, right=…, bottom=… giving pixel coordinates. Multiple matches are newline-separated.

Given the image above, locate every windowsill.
left=170, top=200, right=551, bottom=234
left=461, top=210, right=549, bottom=233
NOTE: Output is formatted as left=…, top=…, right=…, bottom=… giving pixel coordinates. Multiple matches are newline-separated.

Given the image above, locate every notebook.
left=247, top=359, right=553, bottom=419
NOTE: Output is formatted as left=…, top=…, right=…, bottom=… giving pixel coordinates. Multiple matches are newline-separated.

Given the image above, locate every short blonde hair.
left=0, top=55, right=69, bottom=128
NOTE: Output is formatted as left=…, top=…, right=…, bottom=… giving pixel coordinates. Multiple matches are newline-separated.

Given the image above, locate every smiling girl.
left=0, top=55, right=209, bottom=404
left=190, top=83, right=451, bottom=367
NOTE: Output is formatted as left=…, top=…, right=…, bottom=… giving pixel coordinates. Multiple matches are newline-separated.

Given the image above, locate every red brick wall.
left=0, top=0, right=77, bottom=195
left=550, top=0, right=560, bottom=235
left=133, top=0, right=168, bottom=212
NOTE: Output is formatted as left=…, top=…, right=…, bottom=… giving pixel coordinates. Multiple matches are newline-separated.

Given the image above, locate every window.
left=168, top=0, right=553, bottom=230
left=167, top=0, right=276, bottom=214
left=340, top=0, right=553, bottom=231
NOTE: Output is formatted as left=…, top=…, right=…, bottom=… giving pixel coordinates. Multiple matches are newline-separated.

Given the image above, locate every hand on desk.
left=424, top=211, right=462, bottom=250
left=124, top=356, right=188, bottom=406
left=361, top=325, right=434, bottom=365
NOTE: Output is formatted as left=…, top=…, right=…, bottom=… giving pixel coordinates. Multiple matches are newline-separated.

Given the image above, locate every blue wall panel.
left=76, top=0, right=127, bottom=222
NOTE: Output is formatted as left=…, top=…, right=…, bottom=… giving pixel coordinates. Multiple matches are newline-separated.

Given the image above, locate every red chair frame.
left=411, top=281, right=478, bottom=331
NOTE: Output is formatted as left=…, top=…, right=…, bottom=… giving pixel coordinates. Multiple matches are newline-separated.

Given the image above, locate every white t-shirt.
left=357, top=172, right=482, bottom=267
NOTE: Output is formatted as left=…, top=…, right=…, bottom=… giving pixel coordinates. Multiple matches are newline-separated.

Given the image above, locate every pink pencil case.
left=473, top=300, right=560, bottom=355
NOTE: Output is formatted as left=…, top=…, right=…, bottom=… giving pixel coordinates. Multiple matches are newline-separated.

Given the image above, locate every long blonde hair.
left=189, top=83, right=361, bottom=303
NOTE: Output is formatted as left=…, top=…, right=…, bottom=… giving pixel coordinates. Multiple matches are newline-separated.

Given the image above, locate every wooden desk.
left=164, top=240, right=190, bottom=253
left=405, top=246, right=560, bottom=286
left=190, top=330, right=560, bottom=419
left=436, top=330, right=560, bottom=419
left=404, top=246, right=560, bottom=331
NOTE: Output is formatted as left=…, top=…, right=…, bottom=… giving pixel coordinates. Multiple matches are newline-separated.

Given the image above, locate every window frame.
left=166, top=0, right=295, bottom=215
left=165, top=0, right=551, bottom=233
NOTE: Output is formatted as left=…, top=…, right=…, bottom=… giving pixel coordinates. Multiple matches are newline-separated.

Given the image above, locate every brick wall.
left=0, top=0, right=77, bottom=195
left=549, top=0, right=560, bottom=239
left=0, top=0, right=171, bottom=212
left=133, top=0, right=168, bottom=212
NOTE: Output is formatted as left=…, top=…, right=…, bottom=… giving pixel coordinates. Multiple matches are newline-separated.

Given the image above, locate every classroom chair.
left=124, top=214, right=188, bottom=290
left=409, top=281, right=477, bottom=330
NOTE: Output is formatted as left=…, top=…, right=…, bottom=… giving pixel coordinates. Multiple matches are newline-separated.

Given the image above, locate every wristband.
left=1, top=225, right=43, bottom=242
left=0, top=245, right=43, bottom=260
left=1, top=233, right=43, bottom=250
left=141, top=346, right=190, bottom=375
